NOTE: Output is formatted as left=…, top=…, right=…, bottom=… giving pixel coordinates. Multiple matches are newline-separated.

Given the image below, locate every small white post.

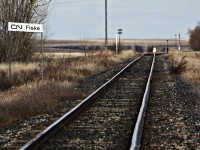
left=178, top=32, right=181, bottom=50
left=116, top=34, right=118, bottom=54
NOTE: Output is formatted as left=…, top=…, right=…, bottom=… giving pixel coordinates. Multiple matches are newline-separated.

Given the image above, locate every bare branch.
left=0, top=0, right=51, bottom=62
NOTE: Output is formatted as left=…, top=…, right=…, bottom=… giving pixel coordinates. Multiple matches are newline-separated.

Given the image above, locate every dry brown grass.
left=0, top=80, right=85, bottom=126
left=171, top=50, right=200, bottom=90
left=44, top=52, right=88, bottom=58
left=0, top=50, right=136, bottom=127
left=0, top=62, right=39, bottom=72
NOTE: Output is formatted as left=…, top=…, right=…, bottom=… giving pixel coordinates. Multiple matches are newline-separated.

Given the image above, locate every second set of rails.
left=19, top=54, right=156, bottom=149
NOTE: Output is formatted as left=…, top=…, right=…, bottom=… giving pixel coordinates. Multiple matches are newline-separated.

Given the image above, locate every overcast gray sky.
left=48, top=0, right=200, bottom=40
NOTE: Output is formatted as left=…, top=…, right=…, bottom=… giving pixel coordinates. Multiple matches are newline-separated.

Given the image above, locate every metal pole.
left=175, top=34, right=177, bottom=48
left=119, top=33, right=121, bottom=52
left=105, top=0, right=108, bottom=49
left=8, top=31, right=12, bottom=79
left=41, top=32, right=44, bottom=79
left=116, top=34, right=118, bottom=54
left=166, top=40, right=168, bottom=53
left=118, top=29, right=123, bottom=53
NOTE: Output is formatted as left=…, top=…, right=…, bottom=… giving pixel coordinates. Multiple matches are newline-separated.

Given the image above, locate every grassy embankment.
left=0, top=50, right=136, bottom=127
left=170, top=50, right=200, bottom=91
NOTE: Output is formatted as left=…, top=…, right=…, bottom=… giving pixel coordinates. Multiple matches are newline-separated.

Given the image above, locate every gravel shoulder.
left=142, top=54, right=200, bottom=149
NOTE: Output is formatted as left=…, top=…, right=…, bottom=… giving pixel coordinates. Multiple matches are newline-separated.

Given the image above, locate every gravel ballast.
left=141, top=54, right=200, bottom=149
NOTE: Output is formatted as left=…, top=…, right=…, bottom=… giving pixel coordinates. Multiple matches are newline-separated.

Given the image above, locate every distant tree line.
left=0, top=0, right=51, bottom=62
left=189, top=22, right=200, bottom=51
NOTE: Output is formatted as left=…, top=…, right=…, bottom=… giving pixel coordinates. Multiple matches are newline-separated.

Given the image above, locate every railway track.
left=18, top=54, right=155, bottom=149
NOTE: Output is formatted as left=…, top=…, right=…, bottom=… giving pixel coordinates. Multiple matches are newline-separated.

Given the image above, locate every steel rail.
left=19, top=55, right=143, bottom=150
left=130, top=53, right=156, bottom=150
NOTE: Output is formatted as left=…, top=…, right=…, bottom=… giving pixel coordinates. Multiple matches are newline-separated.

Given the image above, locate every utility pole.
left=178, top=32, right=181, bottom=50
left=105, top=0, right=108, bottom=49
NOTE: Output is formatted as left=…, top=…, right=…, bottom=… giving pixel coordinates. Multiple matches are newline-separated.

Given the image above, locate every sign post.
left=8, top=22, right=44, bottom=79
left=41, top=32, right=44, bottom=79
left=118, top=29, right=123, bottom=53
left=8, top=32, right=12, bottom=79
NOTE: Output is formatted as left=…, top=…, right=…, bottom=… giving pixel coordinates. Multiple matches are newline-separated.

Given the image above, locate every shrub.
left=172, top=55, right=188, bottom=74
left=189, top=22, right=200, bottom=51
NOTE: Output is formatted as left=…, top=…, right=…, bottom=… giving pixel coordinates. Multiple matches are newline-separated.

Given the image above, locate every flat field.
left=45, top=38, right=189, bottom=46
left=44, top=38, right=190, bottom=53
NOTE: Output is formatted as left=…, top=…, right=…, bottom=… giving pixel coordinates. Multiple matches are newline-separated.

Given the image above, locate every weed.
left=171, top=51, right=200, bottom=91
left=172, top=55, right=188, bottom=74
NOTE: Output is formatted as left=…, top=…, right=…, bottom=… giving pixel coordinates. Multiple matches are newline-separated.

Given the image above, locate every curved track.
left=20, top=54, right=155, bottom=149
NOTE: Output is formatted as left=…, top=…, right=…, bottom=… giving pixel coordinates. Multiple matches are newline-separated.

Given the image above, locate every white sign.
left=8, top=22, right=43, bottom=33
